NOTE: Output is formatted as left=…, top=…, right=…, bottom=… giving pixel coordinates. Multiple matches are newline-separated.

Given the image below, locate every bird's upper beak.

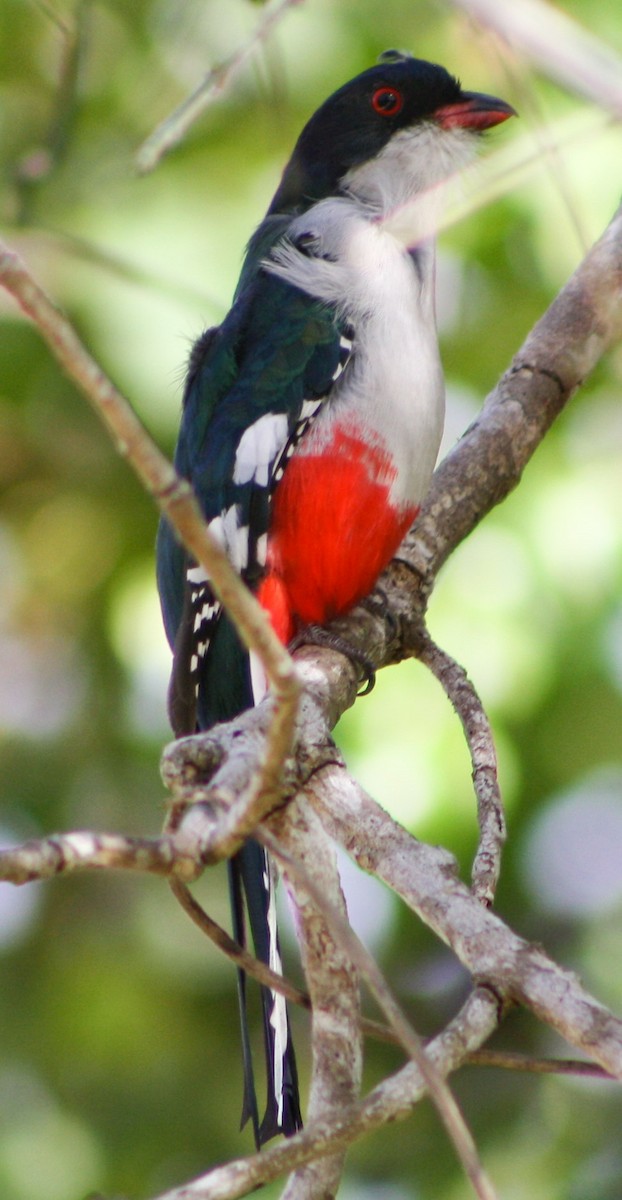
left=435, top=92, right=517, bottom=131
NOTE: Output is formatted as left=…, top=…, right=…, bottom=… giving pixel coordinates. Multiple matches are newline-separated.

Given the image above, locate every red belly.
left=257, top=426, right=418, bottom=643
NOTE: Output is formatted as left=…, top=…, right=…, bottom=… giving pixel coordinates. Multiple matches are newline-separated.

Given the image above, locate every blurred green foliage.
left=0, top=1, right=621, bottom=1197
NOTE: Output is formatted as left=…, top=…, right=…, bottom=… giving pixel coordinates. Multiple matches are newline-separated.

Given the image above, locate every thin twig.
left=416, top=632, right=505, bottom=904
left=466, top=1049, right=616, bottom=1079
left=32, top=0, right=72, bottom=35
left=169, top=876, right=310, bottom=1009
left=136, top=0, right=305, bottom=173
left=488, top=43, right=591, bottom=254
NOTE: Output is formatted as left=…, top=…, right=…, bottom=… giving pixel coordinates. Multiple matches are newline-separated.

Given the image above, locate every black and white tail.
left=229, top=840, right=302, bottom=1145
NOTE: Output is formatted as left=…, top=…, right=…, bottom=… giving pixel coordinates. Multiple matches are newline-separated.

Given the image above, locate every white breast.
left=266, top=199, right=445, bottom=510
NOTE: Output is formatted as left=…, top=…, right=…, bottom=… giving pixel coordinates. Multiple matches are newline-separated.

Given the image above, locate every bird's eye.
left=371, top=86, right=404, bottom=117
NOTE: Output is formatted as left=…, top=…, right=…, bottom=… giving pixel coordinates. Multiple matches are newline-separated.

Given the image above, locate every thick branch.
left=270, top=798, right=362, bottom=1199
left=0, top=831, right=194, bottom=883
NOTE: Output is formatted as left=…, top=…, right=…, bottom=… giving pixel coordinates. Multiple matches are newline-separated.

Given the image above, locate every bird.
left=156, top=49, right=515, bottom=1148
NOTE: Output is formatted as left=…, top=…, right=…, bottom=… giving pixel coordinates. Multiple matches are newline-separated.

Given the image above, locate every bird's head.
left=268, top=50, right=515, bottom=222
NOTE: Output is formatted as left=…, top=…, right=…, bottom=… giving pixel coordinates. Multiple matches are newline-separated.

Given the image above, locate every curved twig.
left=169, top=876, right=309, bottom=1009
left=415, top=631, right=505, bottom=904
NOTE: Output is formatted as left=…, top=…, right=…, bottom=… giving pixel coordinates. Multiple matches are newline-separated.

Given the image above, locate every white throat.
left=342, top=121, right=476, bottom=248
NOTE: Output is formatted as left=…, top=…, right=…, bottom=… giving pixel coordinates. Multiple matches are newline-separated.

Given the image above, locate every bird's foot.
left=289, top=624, right=376, bottom=696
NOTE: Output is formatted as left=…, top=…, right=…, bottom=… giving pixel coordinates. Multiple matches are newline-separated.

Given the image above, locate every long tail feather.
left=229, top=840, right=302, bottom=1147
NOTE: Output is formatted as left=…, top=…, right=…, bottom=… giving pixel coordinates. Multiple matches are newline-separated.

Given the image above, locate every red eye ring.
left=371, top=86, right=404, bottom=117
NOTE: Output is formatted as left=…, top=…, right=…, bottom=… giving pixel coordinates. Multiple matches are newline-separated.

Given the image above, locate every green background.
left=0, top=1, right=621, bottom=1197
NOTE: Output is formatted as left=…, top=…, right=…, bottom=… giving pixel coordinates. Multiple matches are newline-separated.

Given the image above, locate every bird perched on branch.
left=157, top=49, right=514, bottom=1148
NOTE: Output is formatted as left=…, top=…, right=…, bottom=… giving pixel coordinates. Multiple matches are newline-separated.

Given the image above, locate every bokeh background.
left=1, top=1, right=621, bottom=1197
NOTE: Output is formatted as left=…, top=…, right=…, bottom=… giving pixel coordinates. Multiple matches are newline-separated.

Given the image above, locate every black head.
left=268, top=50, right=514, bottom=216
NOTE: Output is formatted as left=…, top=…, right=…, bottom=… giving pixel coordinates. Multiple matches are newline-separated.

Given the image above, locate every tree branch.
left=0, top=830, right=194, bottom=883
left=416, top=632, right=505, bottom=904
left=270, top=798, right=362, bottom=1199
